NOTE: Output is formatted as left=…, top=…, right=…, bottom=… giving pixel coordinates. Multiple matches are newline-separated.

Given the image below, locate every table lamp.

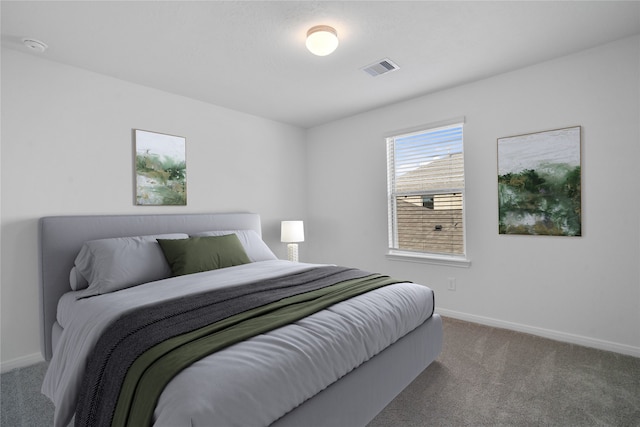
left=281, top=221, right=304, bottom=262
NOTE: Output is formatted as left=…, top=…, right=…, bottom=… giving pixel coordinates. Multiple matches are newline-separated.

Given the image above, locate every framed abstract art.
left=498, top=126, right=581, bottom=236
left=134, top=129, right=186, bottom=206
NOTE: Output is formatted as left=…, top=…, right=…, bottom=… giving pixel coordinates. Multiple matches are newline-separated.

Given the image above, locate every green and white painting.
left=498, top=126, right=581, bottom=236
left=135, top=129, right=186, bottom=205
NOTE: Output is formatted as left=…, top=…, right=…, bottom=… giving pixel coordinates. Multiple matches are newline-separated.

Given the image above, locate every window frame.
left=385, top=118, right=471, bottom=267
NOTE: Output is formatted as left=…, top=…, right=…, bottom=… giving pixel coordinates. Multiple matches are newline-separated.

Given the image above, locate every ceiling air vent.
left=361, top=58, right=399, bottom=77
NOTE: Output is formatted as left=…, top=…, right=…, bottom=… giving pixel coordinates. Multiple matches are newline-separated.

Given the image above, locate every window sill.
left=386, top=250, right=471, bottom=268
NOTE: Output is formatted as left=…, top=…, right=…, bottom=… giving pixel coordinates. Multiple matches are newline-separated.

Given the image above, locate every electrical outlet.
left=447, top=277, right=456, bottom=291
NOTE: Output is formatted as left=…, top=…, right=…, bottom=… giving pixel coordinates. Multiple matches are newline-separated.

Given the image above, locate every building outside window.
left=386, top=122, right=466, bottom=259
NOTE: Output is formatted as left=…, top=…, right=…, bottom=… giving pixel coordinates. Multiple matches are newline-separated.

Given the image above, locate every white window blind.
left=387, top=123, right=465, bottom=256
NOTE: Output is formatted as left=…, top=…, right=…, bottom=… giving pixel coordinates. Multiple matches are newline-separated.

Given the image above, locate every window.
left=387, top=122, right=466, bottom=261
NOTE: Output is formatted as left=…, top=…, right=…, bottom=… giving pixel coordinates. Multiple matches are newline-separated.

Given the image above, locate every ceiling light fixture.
left=305, top=25, right=338, bottom=56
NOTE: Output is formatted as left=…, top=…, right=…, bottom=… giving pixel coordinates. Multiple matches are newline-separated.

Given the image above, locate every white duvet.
left=43, top=260, right=434, bottom=427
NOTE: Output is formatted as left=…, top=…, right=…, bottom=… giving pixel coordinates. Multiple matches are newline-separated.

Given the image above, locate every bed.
left=38, top=212, right=443, bottom=427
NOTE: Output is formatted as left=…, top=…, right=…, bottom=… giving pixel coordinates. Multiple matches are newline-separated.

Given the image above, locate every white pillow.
left=190, top=229, right=277, bottom=262
left=69, top=266, right=89, bottom=291
left=74, top=233, right=188, bottom=296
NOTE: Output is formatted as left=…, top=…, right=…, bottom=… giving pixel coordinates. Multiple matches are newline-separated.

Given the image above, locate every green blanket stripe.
left=112, top=273, right=401, bottom=427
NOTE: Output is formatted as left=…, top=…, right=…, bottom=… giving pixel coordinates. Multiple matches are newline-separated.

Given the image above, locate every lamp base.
left=287, top=243, right=299, bottom=262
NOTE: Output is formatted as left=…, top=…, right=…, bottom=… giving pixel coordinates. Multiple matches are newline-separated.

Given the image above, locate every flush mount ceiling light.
left=305, top=25, right=339, bottom=56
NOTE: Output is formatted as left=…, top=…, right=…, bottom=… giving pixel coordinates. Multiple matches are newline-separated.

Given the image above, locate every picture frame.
left=498, top=126, right=581, bottom=236
left=134, top=129, right=187, bottom=206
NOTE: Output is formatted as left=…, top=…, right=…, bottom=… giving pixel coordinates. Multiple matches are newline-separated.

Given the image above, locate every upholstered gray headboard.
left=38, top=212, right=262, bottom=361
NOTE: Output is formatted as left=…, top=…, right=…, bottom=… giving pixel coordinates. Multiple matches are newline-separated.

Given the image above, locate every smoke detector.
left=361, top=58, right=399, bottom=77
left=22, top=38, right=48, bottom=53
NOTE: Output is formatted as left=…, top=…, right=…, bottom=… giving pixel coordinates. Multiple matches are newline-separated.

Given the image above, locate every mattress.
left=43, top=260, right=435, bottom=427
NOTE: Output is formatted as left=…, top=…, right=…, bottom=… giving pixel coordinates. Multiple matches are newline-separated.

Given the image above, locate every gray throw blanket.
left=75, top=266, right=372, bottom=427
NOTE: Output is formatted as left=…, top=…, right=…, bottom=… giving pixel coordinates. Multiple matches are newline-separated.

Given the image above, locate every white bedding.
left=43, top=260, right=434, bottom=427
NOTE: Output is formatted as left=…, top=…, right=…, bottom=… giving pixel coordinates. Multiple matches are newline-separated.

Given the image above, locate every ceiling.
left=2, top=1, right=639, bottom=128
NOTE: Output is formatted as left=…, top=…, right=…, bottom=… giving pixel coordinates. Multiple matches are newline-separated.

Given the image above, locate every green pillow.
left=157, top=234, right=251, bottom=276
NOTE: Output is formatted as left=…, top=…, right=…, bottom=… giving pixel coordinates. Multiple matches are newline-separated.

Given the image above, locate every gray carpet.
left=2, top=317, right=638, bottom=426
left=369, top=317, right=640, bottom=427
left=1, top=361, right=54, bottom=426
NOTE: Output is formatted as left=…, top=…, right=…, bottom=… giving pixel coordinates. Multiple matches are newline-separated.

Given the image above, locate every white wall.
left=306, top=36, right=640, bottom=356
left=2, top=35, right=638, bottom=370
left=0, top=49, right=307, bottom=369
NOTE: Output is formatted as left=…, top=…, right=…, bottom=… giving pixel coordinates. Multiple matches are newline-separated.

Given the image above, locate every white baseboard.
left=1, top=352, right=44, bottom=374
left=436, top=308, right=640, bottom=358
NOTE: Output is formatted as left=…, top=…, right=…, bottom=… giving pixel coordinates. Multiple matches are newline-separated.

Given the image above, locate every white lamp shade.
left=306, top=25, right=339, bottom=56
left=281, top=221, right=304, bottom=243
